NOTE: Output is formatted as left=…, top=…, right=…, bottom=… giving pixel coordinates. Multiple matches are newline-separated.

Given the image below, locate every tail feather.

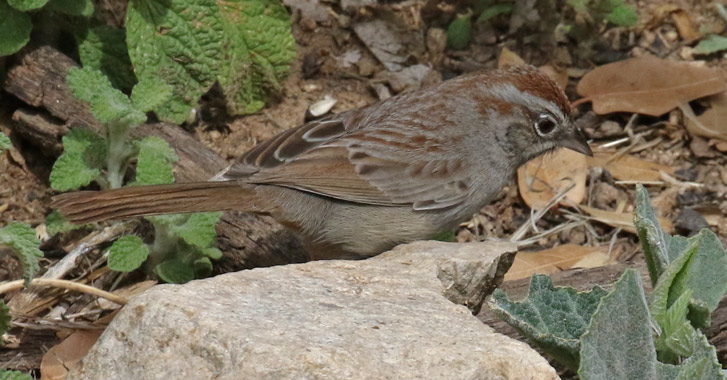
left=51, top=181, right=257, bottom=224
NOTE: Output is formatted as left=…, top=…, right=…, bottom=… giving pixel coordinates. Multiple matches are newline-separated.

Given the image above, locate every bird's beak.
left=561, top=128, right=593, bottom=156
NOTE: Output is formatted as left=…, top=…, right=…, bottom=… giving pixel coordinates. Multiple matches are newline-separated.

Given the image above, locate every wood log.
left=4, top=45, right=309, bottom=270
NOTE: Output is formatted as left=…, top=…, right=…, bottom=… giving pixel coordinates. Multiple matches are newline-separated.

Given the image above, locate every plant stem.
left=106, top=119, right=131, bottom=189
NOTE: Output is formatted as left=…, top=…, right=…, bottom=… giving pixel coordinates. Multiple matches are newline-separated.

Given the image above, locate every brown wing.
left=223, top=109, right=472, bottom=210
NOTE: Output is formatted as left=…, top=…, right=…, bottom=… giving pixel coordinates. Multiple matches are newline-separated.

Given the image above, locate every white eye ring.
left=534, top=114, right=558, bottom=137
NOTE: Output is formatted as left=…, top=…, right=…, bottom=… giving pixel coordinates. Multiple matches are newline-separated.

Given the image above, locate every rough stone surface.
left=68, top=241, right=559, bottom=380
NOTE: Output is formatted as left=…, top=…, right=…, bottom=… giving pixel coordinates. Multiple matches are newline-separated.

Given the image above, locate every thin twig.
left=0, top=278, right=128, bottom=305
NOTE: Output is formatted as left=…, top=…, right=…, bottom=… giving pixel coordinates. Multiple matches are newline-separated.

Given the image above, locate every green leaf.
left=634, top=184, right=676, bottom=284
left=489, top=274, right=608, bottom=370
left=107, top=235, right=149, bottom=272
left=0, top=300, right=10, bottom=335
left=50, top=152, right=100, bottom=191
left=77, top=26, right=136, bottom=91
left=66, top=67, right=146, bottom=125
left=168, top=212, right=222, bottom=249
left=578, top=269, right=662, bottom=379
left=476, top=3, right=515, bottom=23
left=446, top=13, right=472, bottom=50
left=202, top=246, right=222, bottom=259
left=670, top=230, right=727, bottom=327
left=155, top=259, right=194, bottom=284
left=193, top=256, right=213, bottom=277
left=47, top=0, right=94, bottom=16
left=7, top=0, right=48, bottom=11
left=46, top=210, right=86, bottom=235
left=0, top=370, right=33, bottom=380
left=566, top=0, right=589, bottom=15
left=63, top=128, right=107, bottom=169
left=432, top=230, right=456, bottom=242
left=0, top=0, right=32, bottom=56
left=131, top=77, right=173, bottom=113
left=125, top=0, right=226, bottom=123
left=0, top=222, right=43, bottom=285
left=605, top=4, right=638, bottom=26
left=132, top=136, right=178, bottom=186
left=0, top=132, right=10, bottom=152
left=694, top=35, right=727, bottom=55
left=217, top=0, right=296, bottom=115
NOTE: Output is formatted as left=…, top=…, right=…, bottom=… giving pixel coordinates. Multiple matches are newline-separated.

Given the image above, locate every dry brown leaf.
left=517, top=148, right=587, bottom=210
left=671, top=10, right=701, bottom=43
left=685, top=92, right=727, bottom=141
left=539, top=65, right=569, bottom=89
left=580, top=205, right=674, bottom=234
left=498, top=47, right=526, bottom=68
left=586, top=152, right=675, bottom=182
left=505, top=244, right=606, bottom=281
left=572, top=250, right=611, bottom=269
left=41, top=329, right=103, bottom=380
left=576, top=56, right=726, bottom=116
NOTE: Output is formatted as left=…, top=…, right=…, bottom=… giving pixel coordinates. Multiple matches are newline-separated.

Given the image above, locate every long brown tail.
left=51, top=181, right=258, bottom=224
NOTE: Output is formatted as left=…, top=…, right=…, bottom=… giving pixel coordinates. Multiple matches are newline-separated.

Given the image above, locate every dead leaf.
left=685, top=92, right=727, bottom=141
left=498, top=47, right=526, bottom=68
left=518, top=148, right=588, bottom=210
left=576, top=55, right=726, bottom=116
left=505, top=244, right=607, bottom=281
left=41, top=329, right=103, bottom=380
left=586, top=152, right=675, bottom=182
left=539, top=65, right=569, bottom=89
left=671, top=10, right=701, bottom=43
left=580, top=205, right=674, bottom=235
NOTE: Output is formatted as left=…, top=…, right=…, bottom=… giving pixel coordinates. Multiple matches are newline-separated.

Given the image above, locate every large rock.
left=68, top=241, right=559, bottom=380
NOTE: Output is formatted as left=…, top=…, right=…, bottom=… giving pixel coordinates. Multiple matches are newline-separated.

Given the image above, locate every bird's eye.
left=534, top=114, right=557, bottom=137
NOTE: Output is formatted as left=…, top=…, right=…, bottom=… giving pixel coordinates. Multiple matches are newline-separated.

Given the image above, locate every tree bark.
left=4, top=45, right=308, bottom=270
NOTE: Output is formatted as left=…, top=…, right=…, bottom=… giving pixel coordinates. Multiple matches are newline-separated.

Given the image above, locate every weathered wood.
left=4, top=45, right=308, bottom=270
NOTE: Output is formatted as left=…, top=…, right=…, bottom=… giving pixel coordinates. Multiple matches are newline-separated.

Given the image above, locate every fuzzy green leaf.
left=0, top=300, right=10, bottom=336
left=47, top=0, right=94, bottom=16
left=66, top=67, right=145, bottom=125
left=50, top=152, right=99, bottom=191
left=0, top=222, right=43, bottom=285
left=125, top=0, right=226, bottom=123
left=605, top=5, right=637, bottom=26
left=0, top=132, right=10, bottom=152
left=432, top=230, right=456, bottom=242
left=168, top=212, right=222, bottom=249
left=63, top=128, right=107, bottom=169
left=578, top=269, right=662, bottom=379
left=77, top=26, right=135, bottom=91
left=0, top=0, right=32, bottom=56
left=202, top=247, right=222, bottom=259
left=476, top=3, right=514, bottom=23
left=46, top=210, right=86, bottom=236
left=7, top=0, right=47, bottom=11
left=133, top=136, right=178, bottom=186
left=490, top=274, right=608, bottom=370
left=155, top=259, right=194, bottom=284
left=0, top=370, right=33, bottom=380
left=217, top=0, right=296, bottom=115
left=446, top=13, right=472, bottom=50
left=694, top=35, right=727, bottom=55
left=131, top=77, right=173, bottom=113
left=634, top=185, right=677, bottom=283
left=194, top=256, right=213, bottom=277
left=107, top=235, right=149, bottom=272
